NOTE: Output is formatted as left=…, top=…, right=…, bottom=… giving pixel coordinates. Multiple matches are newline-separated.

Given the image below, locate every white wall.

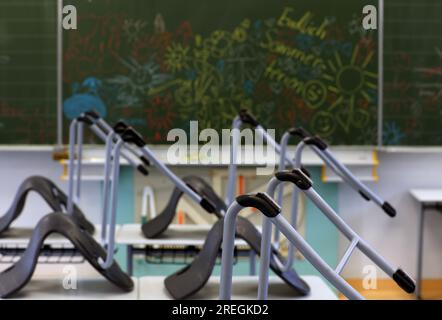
left=0, top=151, right=102, bottom=228
left=338, top=151, right=442, bottom=279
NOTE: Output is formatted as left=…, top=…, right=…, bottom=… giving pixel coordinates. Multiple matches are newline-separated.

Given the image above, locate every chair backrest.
left=0, top=212, right=133, bottom=298
left=163, top=215, right=310, bottom=299
left=0, top=176, right=94, bottom=235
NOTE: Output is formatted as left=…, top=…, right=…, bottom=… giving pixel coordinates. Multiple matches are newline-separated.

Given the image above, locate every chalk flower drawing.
left=165, top=42, right=190, bottom=73
left=123, top=19, right=147, bottom=43
left=107, top=57, right=171, bottom=106
left=383, top=122, right=405, bottom=145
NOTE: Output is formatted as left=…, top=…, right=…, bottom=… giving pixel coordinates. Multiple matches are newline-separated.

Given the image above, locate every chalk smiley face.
left=303, top=80, right=327, bottom=109
left=312, top=111, right=336, bottom=137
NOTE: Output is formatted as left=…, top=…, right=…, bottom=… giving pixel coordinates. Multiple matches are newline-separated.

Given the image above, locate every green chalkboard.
left=383, top=0, right=442, bottom=145
left=0, top=0, right=57, bottom=144
left=62, top=0, right=379, bottom=145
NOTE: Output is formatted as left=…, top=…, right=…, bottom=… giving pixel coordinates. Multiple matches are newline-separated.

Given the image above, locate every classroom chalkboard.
left=0, top=0, right=379, bottom=145
left=383, top=0, right=442, bottom=146
left=62, top=0, right=379, bottom=145
left=0, top=0, right=57, bottom=144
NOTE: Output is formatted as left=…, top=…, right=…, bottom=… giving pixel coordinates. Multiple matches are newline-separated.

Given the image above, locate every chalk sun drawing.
left=320, top=43, right=377, bottom=133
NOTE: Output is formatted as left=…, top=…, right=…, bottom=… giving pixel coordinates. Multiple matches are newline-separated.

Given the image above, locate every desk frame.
left=410, top=189, right=442, bottom=300
left=416, top=202, right=442, bottom=299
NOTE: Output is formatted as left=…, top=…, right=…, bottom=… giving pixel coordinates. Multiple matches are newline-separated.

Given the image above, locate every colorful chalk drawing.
left=318, top=45, right=377, bottom=135
left=122, top=19, right=147, bottom=44
left=63, top=2, right=378, bottom=144
left=164, top=43, right=190, bottom=73
left=383, top=122, right=405, bottom=146
left=63, top=77, right=107, bottom=119
left=106, top=57, right=172, bottom=107
left=414, top=47, right=442, bottom=106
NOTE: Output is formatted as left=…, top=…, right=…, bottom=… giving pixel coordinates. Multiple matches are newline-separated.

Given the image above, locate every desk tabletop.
left=138, top=275, right=337, bottom=300
left=410, top=189, right=442, bottom=203
left=5, top=277, right=138, bottom=300
left=118, top=223, right=249, bottom=247
left=1, top=272, right=337, bottom=300
left=0, top=263, right=138, bottom=300
left=0, top=223, right=250, bottom=248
